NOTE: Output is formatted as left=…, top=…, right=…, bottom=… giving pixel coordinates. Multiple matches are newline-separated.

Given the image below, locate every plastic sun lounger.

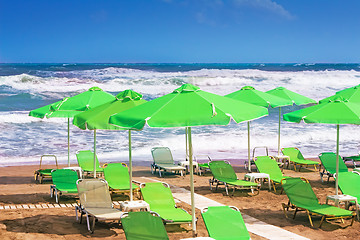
left=281, top=147, right=319, bottom=171
left=201, top=206, right=250, bottom=240
left=103, top=162, right=140, bottom=196
left=194, top=155, right=212, bottom=175
left=121, top=211, right=169, bottom=240
left=281, top=177, right=355, bottom=227
left=50, top=169, right=78, bottom=203
left=208, top=160, right=259, bottom=196
left=254, top=156, right=292, bottom=192
left=337, top=171, right=360, bottom=205
left=75, top=178, right=123, bottom=233
left=34, top=154, right=58, bottom=183
left=151, top=147, right=185, bottom=177
left=140, top=182, right=192, bottom=224
left=343, top=154, right=360, bottom=168
left=318, top=152, right=349, bottom=183
left=76, top=150, right=105, bottom=177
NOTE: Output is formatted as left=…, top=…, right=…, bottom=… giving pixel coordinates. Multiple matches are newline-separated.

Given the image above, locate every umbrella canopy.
left=29, top=87, right=116, bottom=166
left=320, top=84, right=360, bottom=103
left=266, top=87, right=316, bottom=106
left=225, top=86, right=292, bottom=108
left=266, top=87, right=317, bottom=155
left=73, top=90, right=147, bottom=200
left=225, top=86, right=292, bottom=170
left=283, top=96, right=360, bottom=195
left=73, top=90, right=146, bottom=130
left=110, top=84, right=268, bottom=129
left=109, top=83, right=268, bottom=235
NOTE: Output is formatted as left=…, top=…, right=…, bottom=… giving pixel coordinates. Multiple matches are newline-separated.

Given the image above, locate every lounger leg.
left=55, top=189, right=58, bottom=203
left=86, top=213, right=91, bottom=232
left=306, top=210, right=314, bottom=227
left=209, top=179, right=212, bottom=190
left=91, top=216, right=96, bottom=233
left=225, top=183, right=229, bottom=195
left=293, top=208, right=298, bottom=219
left=319, top=173, right=323, bottom=183
left=314, top=164, right=317, bottom=171
left=350, top=215, right=355, bottom=226
left=272, top=182, right=277, bottom=193
left=319, top=215, right=325, bottom=228
left=282, top=203, right=288, bottom=218
left=159, top=169, right=162, bottom=177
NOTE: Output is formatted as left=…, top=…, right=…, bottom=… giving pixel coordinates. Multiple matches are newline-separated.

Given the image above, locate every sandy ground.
left=0, top=160, right=359, bottom=240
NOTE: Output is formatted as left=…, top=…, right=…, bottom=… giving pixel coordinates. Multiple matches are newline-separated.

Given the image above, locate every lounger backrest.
left=51, top=169, right=78, bottom=188
left=140, top=182, right=175, bottom=208
left=151, top=147, right=174, bottom=165
left=103, top=163, right=129, bottom=187
left=76, top=150, right=100, bottom=171
left=282, top=147, right=304, bottom=161
left=318, top=152, right=348, bottom=174
left=337, top=172, right=360, bottom=197
left=209, top=160, right=237, bottom=181
left=254, top=156, right=283, bottom=179
left=76, top=179, right=112, bottom=208
left=281, top=178, right=319, bottom=208
left=121, top=211, right=169, bottom=240
left=201, top=206, right=250, bottom=240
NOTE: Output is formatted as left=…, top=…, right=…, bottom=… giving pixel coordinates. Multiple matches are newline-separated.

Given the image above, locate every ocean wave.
left=1, top=68, right=360, bottom=101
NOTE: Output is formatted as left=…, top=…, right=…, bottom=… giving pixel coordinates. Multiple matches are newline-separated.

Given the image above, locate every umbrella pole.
left=335, top=124, right=339, bottom=195
left=187, top=127, right=196, bottom=236
left=278, top=107, right=281, bottom=156
left=93, top=129, right=97, bottom=179
left=247, top=121, right=251, bottom=172
left=68, top=118, right=70, bottom=167
left=185, top=128, right=188, bottom=160
left=129, top=130, right=133, bottom=201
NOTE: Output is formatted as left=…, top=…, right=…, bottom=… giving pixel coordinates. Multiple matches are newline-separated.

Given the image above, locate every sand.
left=0, top=161, right=359, bottom=240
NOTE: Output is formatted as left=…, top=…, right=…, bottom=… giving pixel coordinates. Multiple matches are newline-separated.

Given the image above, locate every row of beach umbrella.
left=29, top=83, right=360, bottom=235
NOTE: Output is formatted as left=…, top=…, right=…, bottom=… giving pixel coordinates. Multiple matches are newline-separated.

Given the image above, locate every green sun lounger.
left=208, top=160, right=259, bottom=195
left=201, top=206, right=250, bottom=240
left=151, top=147, right=186, bottom=177
left=140, top=182, right=192, bottom=224
left=34, top=154, right=58, bottom=183
left=121, top=211, right=169, bottom=240
left=281, top=177, right=355, bottom=227
left=254, top=156, right=292, bottom=192
left=337, top=172, right=360, bottom=203
left=75, top=178, right=123, bottom=233
left=103, top=163, right=139, bottom=196
left=281, top=147, right=319, bottom=171
left=343, top=154, right=360, bottom=168
left=76, top=150, right=105, bottom=176
left=50, top=169, right=78, bottom=203
left=318, top=152, right=349, bottom=183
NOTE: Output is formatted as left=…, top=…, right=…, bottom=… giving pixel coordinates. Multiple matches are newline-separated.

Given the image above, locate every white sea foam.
left=1, top=67, right=360, bottom=166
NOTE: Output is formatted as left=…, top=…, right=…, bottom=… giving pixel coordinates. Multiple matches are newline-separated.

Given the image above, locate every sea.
left=0, top=63, right=360, bottom=167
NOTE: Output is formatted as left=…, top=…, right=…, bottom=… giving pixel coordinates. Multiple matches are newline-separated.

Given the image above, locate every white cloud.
left=233, top=0, right=294, bottom=19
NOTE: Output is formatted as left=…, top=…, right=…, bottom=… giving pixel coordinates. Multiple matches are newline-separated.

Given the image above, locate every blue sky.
left=1, top=0, right=359, bottom=63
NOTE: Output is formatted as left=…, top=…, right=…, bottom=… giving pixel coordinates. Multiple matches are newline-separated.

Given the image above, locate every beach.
left=0, top=160, right=359, bottom=240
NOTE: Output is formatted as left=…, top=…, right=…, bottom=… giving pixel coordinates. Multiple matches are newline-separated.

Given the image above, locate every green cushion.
left=140, top=182, right=191, bottom=223
left=51, top=169, right=78, bottom=193
left=121, top=211, right=169, bottom=240
left=76, top=150, right=104, bottom=172
left=338, top=172, right=360, bottom=201
left=282, top=178, right=353, bottom=217
left=282, top=148, right=319, bottom=165
left=255, top=156, right=289, bottom=183
left=319, top=152, right=348, bottom=175
left=38, top=169, right=54, bottom=176
left=104, top=163, right=139, bottom=191
left=202, top=206, right=250, bottom=240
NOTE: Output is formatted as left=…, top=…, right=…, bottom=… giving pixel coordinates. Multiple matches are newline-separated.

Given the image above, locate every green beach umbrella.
left=320, top=84, right=360, bottom=103
left=29, top=87, right=115, bottom=166
left=73, top=90, right=147, bottom=200
left=225, top=86, right=292, bottom=171
left=109, top=83, right=268, bottom=235
left=283, top=96, right=360, bottom=196
left=266, top=87, right=317, bottom=155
